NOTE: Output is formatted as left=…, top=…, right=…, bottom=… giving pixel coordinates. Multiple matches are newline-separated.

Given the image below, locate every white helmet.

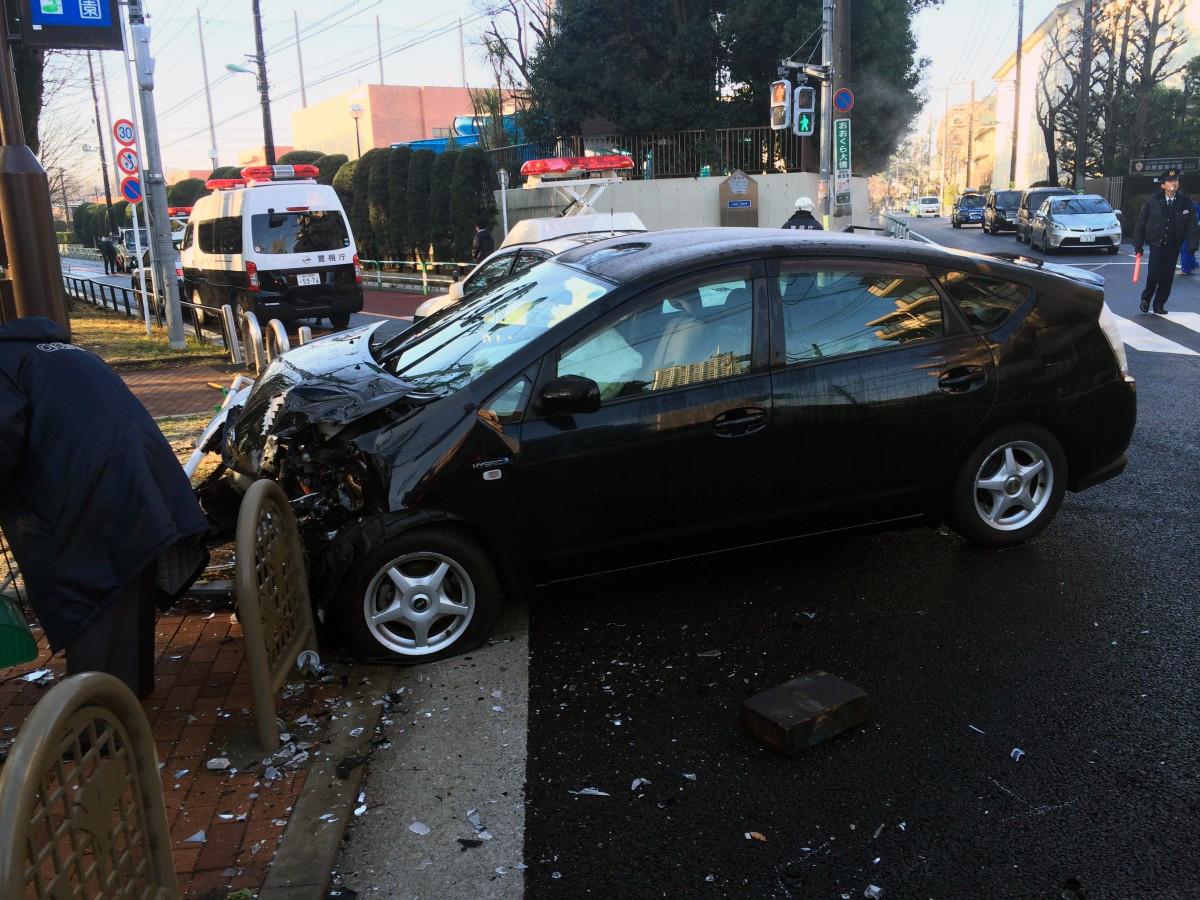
left=795, top=196, right=815, bottom=212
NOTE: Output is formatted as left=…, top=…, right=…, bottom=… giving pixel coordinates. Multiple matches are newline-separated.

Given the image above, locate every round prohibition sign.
left=120, top=175, right=143, bottom=204
left=113, top=118, right=137, bottom=147
left=833, top=88, right=855, bottom=113
left=116, top=147, right=139, bottom=176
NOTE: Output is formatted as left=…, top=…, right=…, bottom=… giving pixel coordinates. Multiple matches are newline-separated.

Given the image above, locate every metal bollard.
left=241, top=309, right=266, bottom=374
left=297, top=325, right=312, bottom=345
left=265, top=318, right=290, bottom=361
left=221, top=304, right=244, bottom=365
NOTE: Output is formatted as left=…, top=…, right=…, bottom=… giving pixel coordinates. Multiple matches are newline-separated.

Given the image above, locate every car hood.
left=1050, top=213, right=1119, bottom=229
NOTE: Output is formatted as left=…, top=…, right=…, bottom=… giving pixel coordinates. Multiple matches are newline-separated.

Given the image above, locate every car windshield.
left=921, top=197, right=938, bottom=204
left=959, top=195, right=985, bottom=208
left=1050, top=197, right=1113, bottom=215
left=250, top=210, right=350, bottom=254
left=996, top=191, right=1021, bottom=206
left=385, top=261, right=613, bottom=395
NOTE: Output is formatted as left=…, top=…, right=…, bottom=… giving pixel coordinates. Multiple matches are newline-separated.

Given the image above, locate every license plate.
left=297, top=273, right=321, bottom=286
left=1080, top=234, right=1095, bottom=243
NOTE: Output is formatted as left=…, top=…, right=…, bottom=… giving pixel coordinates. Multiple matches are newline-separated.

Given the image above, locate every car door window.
left=778, top=265, right=944, bottom=364
left=937, top=272, right=1029, bottom=332
left=511, top=249, right=551, bottom=279
left=558, top=269, right=755, bottom=401
left=464, top=253, right=518, bottom=295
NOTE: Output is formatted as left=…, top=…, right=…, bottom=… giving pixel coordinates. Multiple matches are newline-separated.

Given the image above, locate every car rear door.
left=515, top=263, right=774, bottom=581
left=765, top=257, right=998, bottom=531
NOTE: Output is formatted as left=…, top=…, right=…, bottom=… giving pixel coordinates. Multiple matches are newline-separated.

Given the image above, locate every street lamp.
left=349, top=103, right=364, bottom=159
left=225, top=59, right=276, bottom=165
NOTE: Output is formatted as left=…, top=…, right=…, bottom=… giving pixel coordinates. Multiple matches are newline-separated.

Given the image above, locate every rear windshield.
left=920, top=197, right=938, bottom=204
left=995, top=191, right=1021, bottom=206
left=1050, top=197, right=1113, bottom=215
left=958, top=195, right=985, bottom=208
left=250, top=210, right=351, bottom=255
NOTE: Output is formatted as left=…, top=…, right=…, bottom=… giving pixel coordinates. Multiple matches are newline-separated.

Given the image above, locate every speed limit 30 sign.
left=116, top=147, right=139, bottom=176
left=113, top=118, right=137, bottom=147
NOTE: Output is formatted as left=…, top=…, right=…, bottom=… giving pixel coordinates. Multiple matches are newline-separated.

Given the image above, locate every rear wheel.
left=336, top=526, right=501, bottom=663
left=329, top=313, right=351, bottom=330
left=190, top=287, right=207, bottom=328
left=949, top=424, right=1067, bottom=547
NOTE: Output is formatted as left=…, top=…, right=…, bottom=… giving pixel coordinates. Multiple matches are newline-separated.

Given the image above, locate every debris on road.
left=683, top=773, right=698, bottom=781
left=409, top=821, right=431, bottom=835
left=740, top=671, right=868, bottom=755
left=745, top=831, right=767, bottom=842
left=968, top=724, right=986, bottom=734
left=206, top=757, right=231, bottom=771
left=1011, top=748, right=1026, bottom=762
left=20, top=668, right=53, bottom=684
left=631, top=777, right=651, bottom=791
left=865, top=885, right=883, bottom=899
left=466, top=808, right=493, bottom=840
left=696, top=649, right=722, bottom=658
left=568, top=787, right=610, bottom=796
left=185, top=830, right=206, bottom=843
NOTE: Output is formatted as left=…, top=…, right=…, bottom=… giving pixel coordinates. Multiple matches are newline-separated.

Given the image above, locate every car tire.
left=190, top=287, right=207, bottom=328
left=949, top=424, right=1067, bottom=548
left=330, top=313, right=351, bottom=330
left=1106, top=244, right=1119, bottom=255
left=953, top=220, right=961, bottom=229
left=336, top=526, right=501, bottom=664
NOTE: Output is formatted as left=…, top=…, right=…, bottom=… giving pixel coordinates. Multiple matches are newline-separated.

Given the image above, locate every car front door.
left=515, top=263, right=773, bottom=581
left=765, top=258, right=998, bottom=532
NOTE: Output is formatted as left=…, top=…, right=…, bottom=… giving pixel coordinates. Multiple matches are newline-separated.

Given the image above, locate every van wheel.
left=949, top=424, right=1067, bottom=548
left=330, top=313, right=350, bottom=330
left=336, top=527, right=501, bottom=664
left=190, top=288, right=207, bottom=328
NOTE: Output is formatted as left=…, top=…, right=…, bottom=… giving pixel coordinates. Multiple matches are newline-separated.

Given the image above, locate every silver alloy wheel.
left=362, top=551, right=475, bottom=656
left=973, top=440, right=1054, bottom=532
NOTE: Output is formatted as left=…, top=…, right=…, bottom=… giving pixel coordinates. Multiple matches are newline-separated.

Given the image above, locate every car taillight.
left=247, top=261, right=260, bottom=292
left=175, top=262, right=184, bottom=278
left=353, top=253, right=362, bottom=284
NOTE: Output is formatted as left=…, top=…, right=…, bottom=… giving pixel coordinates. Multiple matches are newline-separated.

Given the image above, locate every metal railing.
left=59, top=244, right=103, bottom=262
left=879, top=212, right=938, bottom=245
left=359, top=258, right=468, bottom=294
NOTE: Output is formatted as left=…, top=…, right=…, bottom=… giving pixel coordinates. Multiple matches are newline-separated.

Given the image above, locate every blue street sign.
left=31, top=0, right=114, bottom=28
left=120, top=176, right=142, bottom=204
left=19, top=0, right=123, bottom=50
left=727, top=199, right=752, bottom=209
left=833, top=88, right=855, bottom=113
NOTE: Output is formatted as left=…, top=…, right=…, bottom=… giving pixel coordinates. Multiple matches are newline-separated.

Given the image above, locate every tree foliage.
left=314, top=153, right=348, bottom=186
left=167, top=178, right=210, bottom=207
left=449, top=147, right=496, bottom=259
left=386, top=147, right=412, bottom=258
left=331, top=159, right=359, bottom=219
left=350, top=149, right=386, bottom=257
left=367, top=148, right=393, bottom=258
left=13, top=46, right=45, bottom=154
left=211, top=165, right=243, bottom=180
left=277, top=149, right=324, bottom=165
left=429, top=151, right=459, bottom=260
left=406, top=150, right=436, bottom=259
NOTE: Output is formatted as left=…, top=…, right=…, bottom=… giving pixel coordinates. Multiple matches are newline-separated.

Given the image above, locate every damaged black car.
left=194, top=229, right=1136, bottom=663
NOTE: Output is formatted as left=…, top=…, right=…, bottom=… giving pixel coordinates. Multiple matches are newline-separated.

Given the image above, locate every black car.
left=983, top=189, right=1022, bottom=234
left=951, top=192, right=986, bottom=228
left=1015, top=187, right=1076, bottom=243
left=198, top=229, right=1136, bottom=663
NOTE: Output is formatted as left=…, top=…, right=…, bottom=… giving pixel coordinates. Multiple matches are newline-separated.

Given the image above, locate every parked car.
left=413, top=213, right=647, bottom=321
left=983, top=189, right=1023, bottom=234
left=192, top=228, right=1135, bottom=663
left=951, top=192, right=986, bottom=228
left=180, top=164, right=363, bottom=330
left=129, top=252, right=187, bottom=319
left=1015, top=187, right=1075, bottom=243
left=114, top=227, right=150, bottom=272
left=1027, top=194, right=1123, bottom=255
left=917, top=196, right=941, bottom=217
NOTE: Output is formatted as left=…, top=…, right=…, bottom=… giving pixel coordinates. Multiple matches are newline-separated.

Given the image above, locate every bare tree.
left=1036, top=15, right=1080, bottom=185
left=1128, top=0, right=1187, bottom=160
left=476, top=0, right=550, bottom=89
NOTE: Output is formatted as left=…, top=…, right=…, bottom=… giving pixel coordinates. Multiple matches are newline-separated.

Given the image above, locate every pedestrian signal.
left=770, top=79, right=792, bottom=131
left=793, top=86, right=816, bottom=137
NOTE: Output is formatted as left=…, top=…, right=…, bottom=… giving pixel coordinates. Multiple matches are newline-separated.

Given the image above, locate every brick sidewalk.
left=0, top=606, right=347, bottom=898
left=122, top=365, right=234, bottom=417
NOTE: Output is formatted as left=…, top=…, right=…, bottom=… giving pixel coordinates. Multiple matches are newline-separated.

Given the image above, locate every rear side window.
left=250, top=210, right=350, bottom=255
left=198, top=217, right=242, bottom=254
left=778, top=266, right=943, bottom=364
left=181, top=222, right=193, bottom=250
left=937, top=272, right=1029, bottom=332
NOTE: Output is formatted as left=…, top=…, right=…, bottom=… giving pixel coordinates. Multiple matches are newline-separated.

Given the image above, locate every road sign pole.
left=130, top=200, right=151, bottom=335
left=820, top=0, right=834, bottom=228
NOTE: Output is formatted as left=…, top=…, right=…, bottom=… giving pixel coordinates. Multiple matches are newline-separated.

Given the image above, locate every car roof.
left=553, top=227, right=1038, bottom=286
left=500, top=213, right=646, bottom=248
left=1023, top=187, right=1074, bottom=198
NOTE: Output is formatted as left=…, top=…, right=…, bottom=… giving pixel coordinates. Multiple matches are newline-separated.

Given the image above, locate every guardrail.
left=359, top=259, right=468, bottom=294
left=60, top=244, right=103, bottom=262
left=878, top=211, right=938, bottom=245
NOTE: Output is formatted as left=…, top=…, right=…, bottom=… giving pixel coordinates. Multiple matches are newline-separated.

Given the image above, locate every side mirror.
left=1035, top=211, right=1046, bottom=220
left=447, top=281, right=464, bottom=301
left=539, top=374, right=601, bottom=415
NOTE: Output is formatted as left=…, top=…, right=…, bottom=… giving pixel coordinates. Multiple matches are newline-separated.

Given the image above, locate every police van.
left=179, top=164, right=363, bottom=329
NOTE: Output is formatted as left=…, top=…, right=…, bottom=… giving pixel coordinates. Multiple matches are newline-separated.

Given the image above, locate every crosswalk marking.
left=1111, top=314, right=1199, bottom=356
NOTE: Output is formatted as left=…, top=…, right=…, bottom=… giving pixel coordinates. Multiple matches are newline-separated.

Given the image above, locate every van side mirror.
left=539, top=375, right=601, bottom=415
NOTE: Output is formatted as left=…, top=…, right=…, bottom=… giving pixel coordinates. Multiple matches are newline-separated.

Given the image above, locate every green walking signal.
left=793, top=85, right=816, bottom=137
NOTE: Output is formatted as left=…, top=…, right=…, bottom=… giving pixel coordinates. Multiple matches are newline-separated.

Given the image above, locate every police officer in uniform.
left=782, top=196, right=823, bottom=231
left=1133, top=169, right=1199, bottom=314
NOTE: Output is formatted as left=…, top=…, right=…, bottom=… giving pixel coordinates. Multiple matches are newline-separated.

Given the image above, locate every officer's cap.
left=1159, top=168, right=1182, bottom=182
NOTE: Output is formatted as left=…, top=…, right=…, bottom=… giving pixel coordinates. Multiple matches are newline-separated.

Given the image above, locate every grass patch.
left=71, top=302, right=227, bottom=368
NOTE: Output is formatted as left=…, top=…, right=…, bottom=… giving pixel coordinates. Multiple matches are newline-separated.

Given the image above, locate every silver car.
left=1029, top=194, right=1122, bottom=255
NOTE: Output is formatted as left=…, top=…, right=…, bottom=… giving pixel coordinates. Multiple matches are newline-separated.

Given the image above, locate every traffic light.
left=770, top=79, right=792, bottom=131
left=793, top=85, right=816, bottom=137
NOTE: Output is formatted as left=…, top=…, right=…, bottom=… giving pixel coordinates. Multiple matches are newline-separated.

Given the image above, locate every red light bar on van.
left=205, top=178, right=246, bottom=190
left=519, top=155, right=634, bottom=177
left=240, top=164, right=321, bottom=183
left=167, top=206, right=192, bottom=216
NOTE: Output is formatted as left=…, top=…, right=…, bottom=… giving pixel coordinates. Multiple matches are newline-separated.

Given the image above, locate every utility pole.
left=376, top=16, right=385, bottom=84
left=941, top=86, right=949, bottom=200
left=819, top=0, right=834, bottom=227
left=459, top=18, right=466, bottom=88
left=0, top=8, right=68, bottom=328
left=831, top=0, right=851, bottom=223
left=252, top=0, right=276, bottom=165
left=965, top=79, right=976, bottom=189
left=1009, top=0, right=1024, bottom=188
left=128, top=0, right=186, bottom=348
left=98, top=55, right=119, bottom=191
left=1074, top=0, right=1094, bottom=189
left=86, top=53, right=117, bottom=235
left=56, top=168, right=69, bottom=225
left=294, top=11, right=307, bottom=107
left=198, top=9, right=219, bottom=167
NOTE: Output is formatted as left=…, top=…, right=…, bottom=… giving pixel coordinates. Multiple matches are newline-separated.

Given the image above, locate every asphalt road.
left=513, top=218, right=1200, bottom=898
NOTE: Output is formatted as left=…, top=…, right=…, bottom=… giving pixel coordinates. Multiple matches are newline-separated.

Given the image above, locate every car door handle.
left=938, top=366, right=988, bottom=394
left=712, top=407, right=767, bottom=438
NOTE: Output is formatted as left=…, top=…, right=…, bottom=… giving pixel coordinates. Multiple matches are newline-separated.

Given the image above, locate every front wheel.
left=336, top=526, right=501, bottom=663
left=329, top=313, right=351, bottom=330
left=1106, top=244, right=1119, bottom=255
left=949, top=424, right=1067, bottom=547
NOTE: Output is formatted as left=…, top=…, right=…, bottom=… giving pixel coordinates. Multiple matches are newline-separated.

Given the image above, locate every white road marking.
left=1110, top=314, right=1199, bottom=355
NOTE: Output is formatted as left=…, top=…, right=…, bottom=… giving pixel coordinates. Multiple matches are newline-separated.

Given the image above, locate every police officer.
left=471, top=221, right=496, bottom=262
left=782, top=196, right=823, bottom=231
left=1133, top=169, right=1199, bottom=314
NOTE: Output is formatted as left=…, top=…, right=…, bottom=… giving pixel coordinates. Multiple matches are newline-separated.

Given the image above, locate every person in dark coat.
left=1179, top=193, right=1200, bottom=275
left=471, top=221, right=496, bottom=263
left=0, top=317, right=208, bottom=699
left=98, top=235, right=118, bottom=275
left=782, top=196, right=823, bottom=231
left=1132, top=169, right=1200, bottom=313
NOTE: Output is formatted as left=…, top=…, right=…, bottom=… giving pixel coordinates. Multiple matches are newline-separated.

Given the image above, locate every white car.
left=1028, top=194, right=1122, bottom=255
left=414, top=212, right=646, bottom=321
left=917, top=196, right=940, bottom=217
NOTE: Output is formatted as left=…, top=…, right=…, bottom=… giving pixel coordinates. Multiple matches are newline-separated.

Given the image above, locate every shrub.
left=167, top=178, right=209, bottom=207
left=386, top=147, right=411, bottom=259
left=367, top=148, right=393, bottom=258
left=314, top=153, right=348, bottom=186
left=429, top=151, right=459, bottom=261
left=406, top=150, right=436, bottom=259
left=449, top=146, right=497, bottom=259
left=276, top=149, right=324, bottom=165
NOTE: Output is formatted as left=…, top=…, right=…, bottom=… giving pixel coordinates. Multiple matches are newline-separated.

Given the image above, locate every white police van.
left=179, top=164, right=363, bottom=329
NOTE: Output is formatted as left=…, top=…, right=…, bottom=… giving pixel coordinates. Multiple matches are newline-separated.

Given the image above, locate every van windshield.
left=250, top=210, right=351, bottom=255
left=995, top=191, right=1021, bottom=207
left=958, top=195, right=985, bottom=208
left=385, top=262, right=613, bottom=395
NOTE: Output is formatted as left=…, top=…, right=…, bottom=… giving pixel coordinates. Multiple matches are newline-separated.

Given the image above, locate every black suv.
left=984, top=189, right=1023, bottom=234
left=1015, top=187, right=1075, bottom=243
left=197, top=228, right=1136, bottom=663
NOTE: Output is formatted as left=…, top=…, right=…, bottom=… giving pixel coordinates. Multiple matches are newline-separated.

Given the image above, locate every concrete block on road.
left=740, top=670, right=867, bottom=756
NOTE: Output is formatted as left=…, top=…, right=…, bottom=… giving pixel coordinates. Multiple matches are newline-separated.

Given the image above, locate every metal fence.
left=486, top=127, right=818, bottom=182
left=358, top=259, right=469, bottom=294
